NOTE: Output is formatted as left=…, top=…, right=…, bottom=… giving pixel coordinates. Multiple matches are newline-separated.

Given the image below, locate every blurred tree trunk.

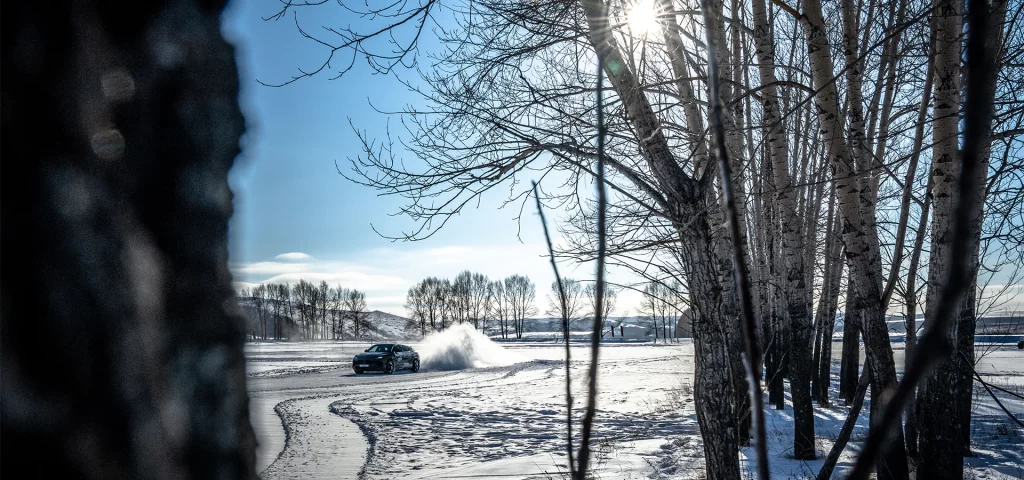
left=1, top=1, right=257, bottom=479
left=904, top=174, right=933, bottom=458
left=955, top=0, right=1008, bottom=457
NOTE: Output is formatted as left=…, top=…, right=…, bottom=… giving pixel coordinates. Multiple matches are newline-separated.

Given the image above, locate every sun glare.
left=627, top=0, right=661, bottom=36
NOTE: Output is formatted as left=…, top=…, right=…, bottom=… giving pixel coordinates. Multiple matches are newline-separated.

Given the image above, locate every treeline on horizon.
left=238, top=280, right=369, bottom=340
left=405, top=270, right=694, bottom=341
left=239, top=270, right=697, bottom=342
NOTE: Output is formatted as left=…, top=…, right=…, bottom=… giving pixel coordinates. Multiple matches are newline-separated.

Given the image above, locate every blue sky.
left=220, top=0, right=631, bottom=315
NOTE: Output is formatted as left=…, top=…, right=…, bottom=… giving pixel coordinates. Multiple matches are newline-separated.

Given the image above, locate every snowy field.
left=246, top=327, right=1024, bottom=479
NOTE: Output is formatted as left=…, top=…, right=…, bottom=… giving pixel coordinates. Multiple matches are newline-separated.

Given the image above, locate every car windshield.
left=366, top=344, right=394, bottom=353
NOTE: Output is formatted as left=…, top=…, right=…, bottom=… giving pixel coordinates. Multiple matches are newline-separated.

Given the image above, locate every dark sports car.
left=352, top=344, right=420, bottom=374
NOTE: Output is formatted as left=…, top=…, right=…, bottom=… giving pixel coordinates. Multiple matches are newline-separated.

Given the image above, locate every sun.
left=627, top=0, right=661, bottom=36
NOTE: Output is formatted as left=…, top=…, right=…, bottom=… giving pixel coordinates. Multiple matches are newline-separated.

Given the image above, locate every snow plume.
left=419, top=324, right=520, bottom=371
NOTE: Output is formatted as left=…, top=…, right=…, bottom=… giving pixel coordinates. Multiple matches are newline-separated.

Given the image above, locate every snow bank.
left=419, top=324, right=520, bottom=371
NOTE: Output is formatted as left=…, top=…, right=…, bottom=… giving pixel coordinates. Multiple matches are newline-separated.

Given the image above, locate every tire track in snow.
left=247, top=343, right=705, bottom=479
left=326, top=360, right=699, bottom=478
left=250, top=371, right=463, bottom=476
left=249, top=393, right=292, bottom=473
left=259, top=395, right=368, bottom=480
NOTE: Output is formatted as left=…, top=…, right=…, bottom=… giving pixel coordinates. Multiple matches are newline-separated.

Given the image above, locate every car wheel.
left=384, top=360, right=395, bottom=374
left=411, top=359, right=420, bottom=373
left=353, top=369, right=364, bottom=375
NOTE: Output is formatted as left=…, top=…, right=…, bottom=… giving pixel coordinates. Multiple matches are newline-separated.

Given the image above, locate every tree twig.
left=575, top=46, right=609, bottom=479
left=533, top=180, right=576, bottom=477
left=817, top=360, right=871, bottom=480
left=962, top=352, right=1024, bottom=427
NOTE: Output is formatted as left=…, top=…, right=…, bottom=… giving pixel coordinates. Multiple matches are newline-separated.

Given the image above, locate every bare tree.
left=584, top=282, right=617, bottom=337
left=750, top=0, right=815, bottom=458
left=423, top=277, right=446, bottom=333
left=640, top=282, right=677, bottom=343
left=506, top=275, right=537, bottom=340
left=405, top=282, right=429, bottom=337
left=292, top=280, right=314, bottom=339
left=317, top=281, right=329, bottom=340
left=438, top=278, right=454, bottom=330
left=917, top=0, right=1010, bottom=474
left=467, top=272, right=491, bottom=330
left=639, top=283, right=662, bottom=343
left=785, top=0, right=913, bottom=473
left=489, top=280, right=511, bottom=339
left=329, top=284, right=344, bottom=339
left=343, top=288, right=368, bottom=340
left=547, top=278, right=584, bottom=343
left=273, top=283, right=292, bottom=340
left=254, top=284, right=270, bottom=339
left=240, top=287, right=257, bottom=339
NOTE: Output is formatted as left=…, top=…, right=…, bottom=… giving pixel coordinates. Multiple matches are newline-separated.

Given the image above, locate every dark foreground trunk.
left=767, top=308, right=786, bottom=410
left=1, top=1, right=257, bottom=479
left=839, top=280, right=861, bottom=403
left=679, top=205, right=742, bottom=480
left=790, top=302, right=816, bottom=459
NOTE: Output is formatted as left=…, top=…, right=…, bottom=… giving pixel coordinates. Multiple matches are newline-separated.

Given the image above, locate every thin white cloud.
left=261, top=271, right=406, bottom=290
left=274, top=252, right=315, bottom=262
left=232, top=261, right=311, bottom=276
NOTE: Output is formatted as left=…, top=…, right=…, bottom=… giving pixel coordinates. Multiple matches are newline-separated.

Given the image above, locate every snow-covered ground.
left=246, top=330, right=1024, bottom=479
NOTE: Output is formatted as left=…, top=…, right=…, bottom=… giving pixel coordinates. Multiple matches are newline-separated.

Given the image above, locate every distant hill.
left=364, top=310, right=418, bottom=340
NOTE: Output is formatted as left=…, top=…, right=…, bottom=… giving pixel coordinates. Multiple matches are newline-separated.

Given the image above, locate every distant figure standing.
left=620, top=325, right=624, bottom=337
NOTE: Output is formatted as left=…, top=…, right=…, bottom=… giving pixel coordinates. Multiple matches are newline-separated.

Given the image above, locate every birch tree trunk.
left=890, top=16, right=937, bottom=456
left=815, top=191, right=843, bottom=405
left=797, top=0, right=910, bottom=476
left=752, top=0, right=815, bottom=458
left=917, top=0, right=966, bottom=477
left=705, top=0, right=753, bottom=446
left=762, top=158, right=786, bottom=409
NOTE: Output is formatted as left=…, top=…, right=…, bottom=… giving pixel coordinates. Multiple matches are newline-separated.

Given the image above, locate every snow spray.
left=418, top=324, right=521, bottom=371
